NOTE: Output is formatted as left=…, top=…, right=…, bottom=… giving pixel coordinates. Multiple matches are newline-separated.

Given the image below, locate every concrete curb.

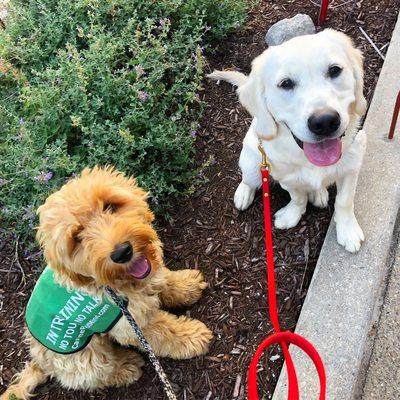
left=273, top=14, right=400, bottom=400
left=362, top=239, right=400, bottom=399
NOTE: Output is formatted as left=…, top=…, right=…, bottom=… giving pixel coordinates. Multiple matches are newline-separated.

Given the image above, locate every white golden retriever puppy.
left=209, top=29, right=367, bottom=252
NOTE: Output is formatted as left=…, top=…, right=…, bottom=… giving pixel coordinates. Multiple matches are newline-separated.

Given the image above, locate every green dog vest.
left=26, top=267, right=122, bottom=354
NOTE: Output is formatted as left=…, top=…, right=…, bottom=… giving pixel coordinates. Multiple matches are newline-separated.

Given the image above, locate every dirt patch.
left=1, top=0, right=399, bottom=399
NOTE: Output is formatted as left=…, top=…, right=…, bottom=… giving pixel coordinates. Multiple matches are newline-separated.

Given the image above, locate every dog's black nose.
left=110, top=241, right=133, bottom=263
left=308, top=110, right=340, bottom=136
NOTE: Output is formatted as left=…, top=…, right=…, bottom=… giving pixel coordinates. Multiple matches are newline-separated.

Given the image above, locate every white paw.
left=308, top=189, right=329, bottom=208
left=274, top=202, right=304, bottom=229
left=234, top=182, right=256, bottom=211
left=335, top=215, right=365, bottom=253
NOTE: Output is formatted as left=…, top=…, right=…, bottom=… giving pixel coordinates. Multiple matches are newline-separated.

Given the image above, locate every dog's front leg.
left=234, top=143, right=261, bottom=210
left=334, top=171, right=364, bottom=252
left=334, top=130, right=366, bottom=253
left=159, top=267, right=207, bottom=308
left=113, top=310, right=212, bottom=359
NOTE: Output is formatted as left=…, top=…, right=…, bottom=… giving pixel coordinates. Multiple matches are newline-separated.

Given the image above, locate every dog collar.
left=25, top=267, right=122, bottom=354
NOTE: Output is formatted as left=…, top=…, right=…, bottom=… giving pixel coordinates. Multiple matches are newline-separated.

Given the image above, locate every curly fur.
left=1, top=166, right=212, bottom=399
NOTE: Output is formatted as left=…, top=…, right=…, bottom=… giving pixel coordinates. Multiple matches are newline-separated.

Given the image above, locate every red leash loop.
left=247, top=147, right=326, bottom=400
left=248, top=332, right=326, bottom=400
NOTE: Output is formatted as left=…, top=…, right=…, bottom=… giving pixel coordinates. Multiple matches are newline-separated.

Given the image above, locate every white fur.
left=209, top=29, right=367, bottom=253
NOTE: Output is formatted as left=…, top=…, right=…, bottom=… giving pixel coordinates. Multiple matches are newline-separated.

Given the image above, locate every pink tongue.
left=303, top=138, right=342, bottom=166
left=127, top=256, right=151, bottom=279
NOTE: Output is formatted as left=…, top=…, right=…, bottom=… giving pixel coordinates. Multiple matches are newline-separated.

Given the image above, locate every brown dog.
left=1, top=167, right=212, bottom=399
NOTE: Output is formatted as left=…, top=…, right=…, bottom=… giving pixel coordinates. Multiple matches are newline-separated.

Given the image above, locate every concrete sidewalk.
left=362, top=238, right=400, bottom=399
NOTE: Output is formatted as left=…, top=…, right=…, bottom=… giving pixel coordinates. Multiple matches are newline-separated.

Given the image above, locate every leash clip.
left=258, top=143, right=271, bottom=171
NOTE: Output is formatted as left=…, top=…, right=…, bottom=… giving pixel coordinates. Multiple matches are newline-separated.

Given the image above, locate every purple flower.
left=19, top=118, right=25, bottom=125
left=0, top=178, right=5, bottom=187
left=22, top=205, right=35, bottom=221
left=34, top=171, right=53, bottom=183
left=190, top=130, right=197, bottom=137
left=138, top=90, right=149, bottom=102
left=159, top=18, right=170, bottom=27
left=135, top=65, right=145, bottom=78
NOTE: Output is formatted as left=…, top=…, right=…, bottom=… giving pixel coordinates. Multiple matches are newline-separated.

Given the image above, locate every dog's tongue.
left=127, top=256, right=151, bottom=279
left=303, top=138, right=342, bottom=166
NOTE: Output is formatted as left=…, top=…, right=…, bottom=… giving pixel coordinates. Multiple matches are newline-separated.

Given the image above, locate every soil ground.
left=1, top=1, right=399, bottom=399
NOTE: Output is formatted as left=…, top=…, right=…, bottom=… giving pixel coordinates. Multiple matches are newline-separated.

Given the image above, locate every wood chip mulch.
left=1, top=1, right=399, bottom=399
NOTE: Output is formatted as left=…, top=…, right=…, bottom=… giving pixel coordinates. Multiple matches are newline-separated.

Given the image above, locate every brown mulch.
left=1, top=1, right=399, bottom=399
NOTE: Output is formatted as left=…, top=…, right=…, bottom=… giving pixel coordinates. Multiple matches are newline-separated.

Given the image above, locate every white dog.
left=209, top=29, right=367, bottom=252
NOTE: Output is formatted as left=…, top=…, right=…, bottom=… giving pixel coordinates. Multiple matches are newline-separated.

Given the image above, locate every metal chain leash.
left=105, top=286, right=178, bottom=400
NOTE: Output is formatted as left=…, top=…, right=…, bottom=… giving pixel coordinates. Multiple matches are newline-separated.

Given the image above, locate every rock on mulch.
left=1, top=1, right=399, bottom=399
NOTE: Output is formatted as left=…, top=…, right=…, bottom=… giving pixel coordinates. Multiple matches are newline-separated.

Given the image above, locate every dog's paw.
left=160, top=269, right=207, bottom=308
left=173, top=318, right=213, bottom=359
left=118, top=364, right=143, bottom=386
left=274, top=202, right=304, bottom=229
left=335, top=215, right=364, bottom=253
left=234, top=182, right=256, bottom=211
left=106, top=351, right=144, bottom=387
left=308, top=189, right=329, bottom=208
left=175, top=270, right=208, bottom=306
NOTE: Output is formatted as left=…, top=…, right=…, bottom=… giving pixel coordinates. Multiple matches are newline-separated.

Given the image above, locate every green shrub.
left=0, top=0, right=247, bottom=243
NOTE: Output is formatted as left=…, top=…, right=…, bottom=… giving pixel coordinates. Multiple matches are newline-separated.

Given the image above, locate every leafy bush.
left=0, top=0, right=246, bottom=242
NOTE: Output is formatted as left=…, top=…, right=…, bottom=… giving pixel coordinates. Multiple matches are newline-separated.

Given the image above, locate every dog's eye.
left=328, top=65, right=342, bottom=78
left=103, top=203, right=118, bottom=213
left=278, top=78, right=295, bottom=90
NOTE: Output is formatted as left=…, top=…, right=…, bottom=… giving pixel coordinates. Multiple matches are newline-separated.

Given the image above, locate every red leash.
left=247, top=145, right=327, bottom=400
left=388, top=89, right=400, bottom=140
left=319, top=0, right=330, bottom=26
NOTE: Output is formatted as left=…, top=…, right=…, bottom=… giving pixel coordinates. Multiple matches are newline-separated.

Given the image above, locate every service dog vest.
left=26, top=267, right=122, bottom=354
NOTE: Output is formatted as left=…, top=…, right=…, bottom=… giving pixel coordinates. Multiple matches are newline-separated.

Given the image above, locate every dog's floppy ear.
left=237, top=52, right=277, bottom=140
left=324, top=29, right=367, bottom=116
left=36, top=202, right=94, bottom=286
left=349, top=47, right=367, bottom=115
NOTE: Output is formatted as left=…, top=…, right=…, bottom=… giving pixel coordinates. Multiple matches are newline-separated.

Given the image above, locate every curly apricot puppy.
left=1, top=167, right=212, bottom=399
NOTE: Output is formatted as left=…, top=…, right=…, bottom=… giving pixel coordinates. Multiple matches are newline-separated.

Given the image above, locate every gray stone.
left=0, top=1, right=8, bottom=25
left=265, top=14, right=316, bottom=46
left=273, top=13, right=400, bottom=400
